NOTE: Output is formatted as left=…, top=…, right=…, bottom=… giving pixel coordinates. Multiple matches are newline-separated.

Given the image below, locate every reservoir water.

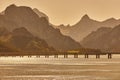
left=0, top=55, right=120, bottom=80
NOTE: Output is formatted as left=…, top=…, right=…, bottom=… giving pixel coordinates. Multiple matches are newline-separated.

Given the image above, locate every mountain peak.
left=103, top=18, right=117, bottom=23
left=5, top=4, right=34, bottom=16
left=81, top=14, right=90, bottom=20
left=7, top=4, right=17, bottom=9
left=1, top=5, right=81, bottom=50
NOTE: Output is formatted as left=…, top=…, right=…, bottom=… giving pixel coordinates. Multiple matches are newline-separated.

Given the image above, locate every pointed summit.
left=81, top=14, right=90, bottom=20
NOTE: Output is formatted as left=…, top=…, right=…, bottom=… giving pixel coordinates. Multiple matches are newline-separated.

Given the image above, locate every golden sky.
left=0, top=0, right=120, bottom=25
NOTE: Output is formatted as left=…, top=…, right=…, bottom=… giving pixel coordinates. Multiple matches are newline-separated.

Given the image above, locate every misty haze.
left=0, top=0, right=120, bottom=80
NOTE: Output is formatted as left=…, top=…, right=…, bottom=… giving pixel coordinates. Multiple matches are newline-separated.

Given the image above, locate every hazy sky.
left=0, top=0, right=120, bottom=25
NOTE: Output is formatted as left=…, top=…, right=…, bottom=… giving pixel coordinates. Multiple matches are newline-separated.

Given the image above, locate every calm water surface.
left=0, top=55, right=120, bottom=80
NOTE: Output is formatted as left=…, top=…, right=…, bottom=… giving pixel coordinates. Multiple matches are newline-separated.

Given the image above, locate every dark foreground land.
left=0, top=55, right=120, bottom=80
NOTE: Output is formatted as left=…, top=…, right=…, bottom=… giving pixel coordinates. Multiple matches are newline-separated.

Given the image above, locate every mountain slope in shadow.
left=81, top=25, right=120, bottom=50
left=0, top=27, right=55, bottom=52
left=0, top=4, right=81, bottom=51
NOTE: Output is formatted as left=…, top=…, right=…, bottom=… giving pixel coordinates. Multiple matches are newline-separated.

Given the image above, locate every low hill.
left=81, top=25, right=120, bottom=50
left=0, top=27, right=55, bottom=52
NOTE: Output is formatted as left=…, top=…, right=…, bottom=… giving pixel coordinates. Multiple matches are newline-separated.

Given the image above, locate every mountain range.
left=1, top=4, right=120, bottom=51
left=0, top=4, right=81, bottom=51
left=57, top=15, right=120, bottom=42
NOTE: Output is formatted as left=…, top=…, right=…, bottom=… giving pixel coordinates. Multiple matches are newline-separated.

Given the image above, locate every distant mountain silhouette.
left=57, top=14, right=120, bottom=42
left=81, top=25, right=120, bottom=50
left=57, top=24, right=71, bottom=36
left=0, top=27, right=54, bottom=52
left=0, top=4, right=81, bottom=51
